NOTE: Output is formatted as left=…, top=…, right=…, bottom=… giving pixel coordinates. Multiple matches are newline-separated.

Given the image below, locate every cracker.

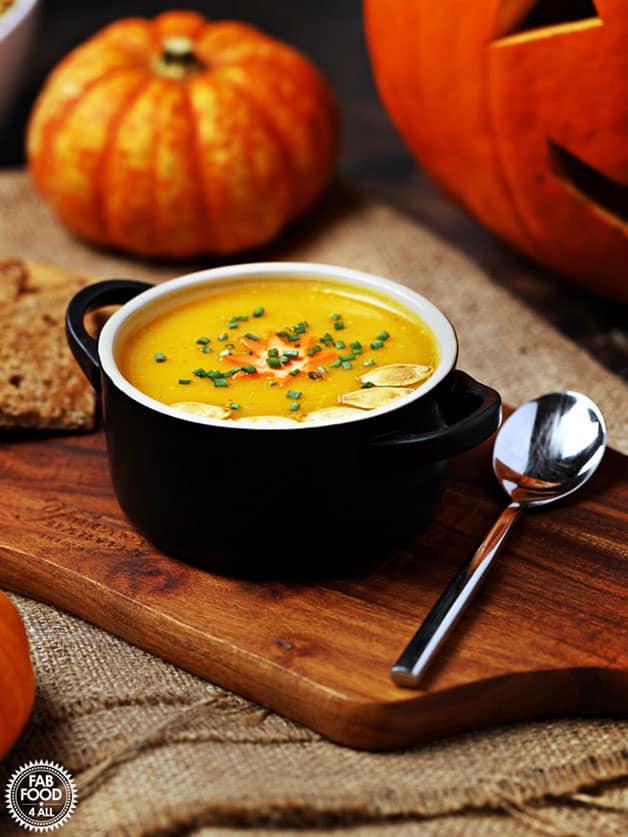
left=0, top=259, right=97, bottom=431
left=0, top=259, right=27, bottom=306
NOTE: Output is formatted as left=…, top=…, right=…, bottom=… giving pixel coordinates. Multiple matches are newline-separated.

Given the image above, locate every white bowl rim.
left=0, top=0, right=39, bottom=40
left=98, top=261, right=459, bottom=430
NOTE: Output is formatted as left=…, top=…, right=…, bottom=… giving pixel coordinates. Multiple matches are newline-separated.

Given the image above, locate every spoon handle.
left=391, top=502, right=524, bottom=687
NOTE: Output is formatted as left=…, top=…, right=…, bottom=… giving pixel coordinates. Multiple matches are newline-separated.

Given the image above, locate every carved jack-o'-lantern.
left=364, top=0, right=628, bottom=301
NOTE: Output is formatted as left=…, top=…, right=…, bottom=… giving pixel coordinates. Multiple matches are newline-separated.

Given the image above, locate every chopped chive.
left=201, top=346, right=212, bottom=354
left=243, top=365, right=257, bottom=374
left=193, top=368, right=206, bottom=377
left=268, top=347, right=279, bottom=358
left=287, top=335, right=300, bottom=342
left=334, top=340, right=345, bottom=349
left=334, top=321, right=345, bottom=331
left=267, top=356, right=281, bottom=369
left=286, top=390, right=302, bottom=399
left=154, top=353, right=166, bottom=363
left=330, top=313, right=342, bottom=321
left=213, top=377, right=228, bottom=388
left=361, top=381, right=375, bottom=389
left=317, top=365, right=328, bottom=374
left=363, top=359, right=376, bottom=367
left=280, top=355, right=290, bottom=364
left=218, top=332, right=228, bottom=341
left=196, top=336, right=210, bottom=345
left=268, top=380, right=277, bottom=387
left=377, top=330, right=390, bottom=341
left=330, top=359, right=342, bottom=368
left=244, top=332, right=259, bottom=341
left=289, top=369, right=300, bottom=376
left=225, top=343, right=235, bottom=349
left=229, top=402, right=240, bottom=410
left=308, top=370, right=322, bottom=380
left=252, top=306, right=264, bottom=318
left=276, top=330, right=289, bottom=338
left=294, top=325, right=306, bottom=335
left=219, top=349, right=231, bottom=358
left=320, top=333, right=333, bottom=344
left=283, top=348, right=299, bottom=357
left=178, top=378, right=191, bottom=385
left=350, top=341, right=362, bottom=351
left=370, top=339, right=384, bottom=350
left=342, top=360, right=352, bottom=370
left=307, top=345, right=322, bottom=357
left=289, top=402, right=300, bottom=412
left=339, top=353, right=355, bottom=362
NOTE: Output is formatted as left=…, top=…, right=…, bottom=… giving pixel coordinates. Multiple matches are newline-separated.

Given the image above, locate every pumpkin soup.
left=118, top=279, right=439, bottom=422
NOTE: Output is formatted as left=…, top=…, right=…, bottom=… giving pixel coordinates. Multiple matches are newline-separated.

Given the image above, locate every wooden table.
left=2, top=0, right=626, bottom=380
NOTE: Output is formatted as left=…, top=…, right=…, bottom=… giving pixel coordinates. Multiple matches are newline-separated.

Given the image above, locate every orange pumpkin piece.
left=0, top=591, right=36, bottom=758
left=225, top=333, right=337, bottom=381
left=27, top=11, right=339, bottom=258
left=364, top=0, right=628, bottom=302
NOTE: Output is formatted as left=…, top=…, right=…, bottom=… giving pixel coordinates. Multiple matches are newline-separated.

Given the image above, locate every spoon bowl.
left=391, top=391, right=607, bottom=688
left=494, top=391, right=606, bottom=506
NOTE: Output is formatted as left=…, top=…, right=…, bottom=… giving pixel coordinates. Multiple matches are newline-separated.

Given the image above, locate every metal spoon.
left=391, top=391, right=607, bottom=688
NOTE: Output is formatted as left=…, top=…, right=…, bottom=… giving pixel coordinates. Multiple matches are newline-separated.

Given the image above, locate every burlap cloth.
left=1, top=171, right=627, bottom=836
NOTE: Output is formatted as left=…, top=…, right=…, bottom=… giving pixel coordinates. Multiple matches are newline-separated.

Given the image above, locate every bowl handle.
left=66, top=279, right=153, bottom=393
left=368, top=371, right=502, bottom=459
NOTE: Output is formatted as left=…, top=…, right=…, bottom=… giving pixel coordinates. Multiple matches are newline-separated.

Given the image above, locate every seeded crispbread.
left=0, top=259, right=97, bottom=430
left=0, top=259, right=27, bottom=306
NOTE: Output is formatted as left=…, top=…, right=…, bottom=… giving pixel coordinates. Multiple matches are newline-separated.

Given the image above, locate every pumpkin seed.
left=338, top=386, right=414, bottom=410
left=234, top=415, right=301, bottom=427
left=357, top=363, right=432, bottom=387
left=302, top=406, right=365, bottom=423
left=171, top=401, right=231, bottom=420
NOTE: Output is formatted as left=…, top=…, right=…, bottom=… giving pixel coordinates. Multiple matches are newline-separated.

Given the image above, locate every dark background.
left=2, top=0, right=626, bottom=379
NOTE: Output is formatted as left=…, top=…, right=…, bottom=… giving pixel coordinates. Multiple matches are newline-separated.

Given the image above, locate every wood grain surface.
left=0, top=421, right=625, bottom=750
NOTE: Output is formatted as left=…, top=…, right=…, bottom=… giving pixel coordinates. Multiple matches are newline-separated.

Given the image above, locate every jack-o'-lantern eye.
left=494, top=0, right=599, bottom=40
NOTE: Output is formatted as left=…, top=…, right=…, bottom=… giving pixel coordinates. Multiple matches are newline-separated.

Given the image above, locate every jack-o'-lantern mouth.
left=548, top=140, right=628, bottom=228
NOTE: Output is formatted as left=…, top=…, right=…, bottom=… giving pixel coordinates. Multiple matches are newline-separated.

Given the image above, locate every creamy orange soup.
left=118, top=279, right=439, bottom=423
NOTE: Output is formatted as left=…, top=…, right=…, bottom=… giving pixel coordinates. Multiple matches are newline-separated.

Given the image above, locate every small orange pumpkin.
left=364, top=0, right=628, bottom=302
left=0, top=592, right=36, bottom=758
left=27, top=11, right=339, bottom=258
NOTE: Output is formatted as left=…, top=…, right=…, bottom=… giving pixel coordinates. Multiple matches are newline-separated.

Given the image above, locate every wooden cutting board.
left=0, top=424, right=626, bottom=750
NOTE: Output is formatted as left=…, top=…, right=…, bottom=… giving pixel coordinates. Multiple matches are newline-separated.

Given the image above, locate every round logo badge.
left=5, top=760, right=77, bottom=832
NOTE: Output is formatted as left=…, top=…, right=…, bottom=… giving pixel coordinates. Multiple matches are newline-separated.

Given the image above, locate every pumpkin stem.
left=154, top=36, right=204, bottom=80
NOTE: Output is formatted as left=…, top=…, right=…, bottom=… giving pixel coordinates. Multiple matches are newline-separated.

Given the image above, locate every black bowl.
left=66, top=264, right=501, bottom=577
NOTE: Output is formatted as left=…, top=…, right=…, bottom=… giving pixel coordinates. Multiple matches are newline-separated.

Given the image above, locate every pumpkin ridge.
left=180, top=79, right=214, bottom=251
left=224, top=55, right=338, bottom=216
left=485, top=46, right=538, bottom=251
left=99, top=75, right=154, bottom=243
left=147, top=80, right=163, bottom=246
left=219, top=73, right=298, bottom=216
left=29, top=66, right=142, bottom=197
